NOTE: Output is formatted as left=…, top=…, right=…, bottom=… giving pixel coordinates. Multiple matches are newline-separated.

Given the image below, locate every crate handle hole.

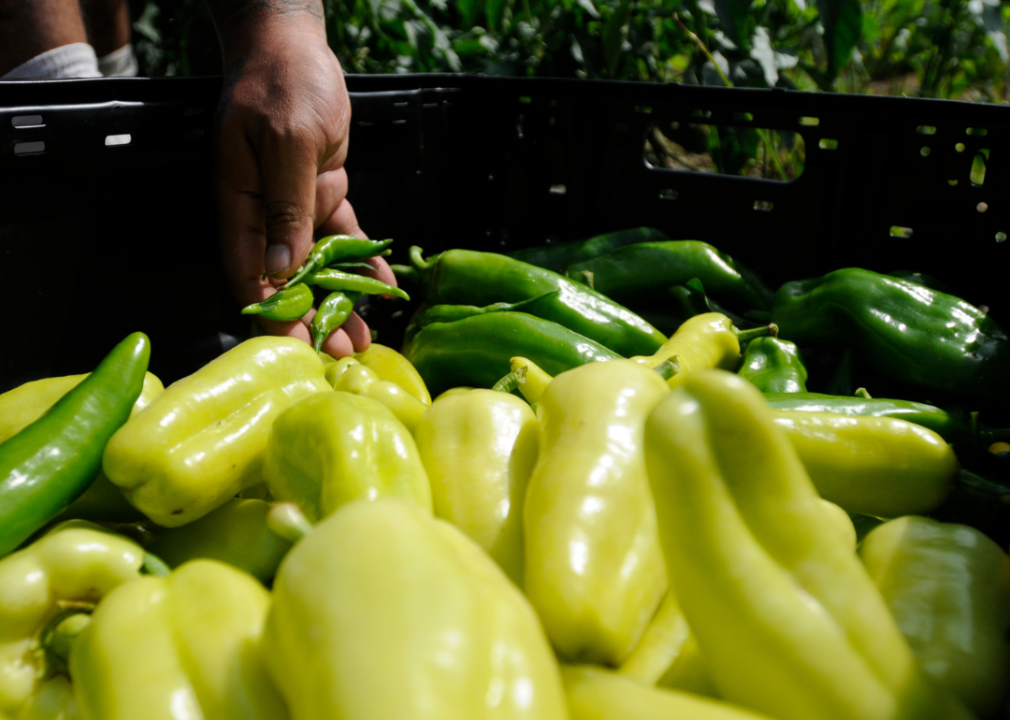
left=890, top=226, right=914, bottom=238
left=754, top=200, right=774, bottom=211
left=997, top=232, right=1007, bottom=243
left=12, top=115, right=43, bottom=128
left=14, top=141, right=45, bottom=155
left=819, top=138, right=839, bottom=150
left=105, top=134, right=131, bottom=147
left=977, top=202, right=989, bottom=213
left=917, top=125, right=937, bottom=135
left=659, top=188, right=678, bottom=200
left=549, top=184, right=567, bottom=195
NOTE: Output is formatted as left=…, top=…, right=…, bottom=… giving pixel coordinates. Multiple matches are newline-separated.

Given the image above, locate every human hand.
left=211, top=3, right=393, bottom=356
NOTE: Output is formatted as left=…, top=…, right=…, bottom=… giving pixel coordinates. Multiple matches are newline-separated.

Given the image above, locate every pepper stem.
left=284, top=261, right=317, bottom=289
left=654, top=357, right=681, bottom=381
left=38, top=608, right=93, bottom=679
left=735, top=323, right=777, bottom=343
left=142, top=552, right=172, bottom=577
left=268, top=502, right=314, bottom=544
left=492, top=366, right=527, bottom=394
left=854, top=387, right=873, bottom=399
left=390, top=264, right=420, bottom=286
left=409, top=246, right=432, bottom=272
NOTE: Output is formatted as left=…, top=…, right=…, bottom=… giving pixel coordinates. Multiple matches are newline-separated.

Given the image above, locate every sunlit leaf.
left=715, top=0, right=754, bottom=49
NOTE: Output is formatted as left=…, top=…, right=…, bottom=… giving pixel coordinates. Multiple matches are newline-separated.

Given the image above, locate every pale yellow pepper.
left=524, top=359, right=669, bottom=665
left=263, top=499, right=569, bottom=719
left=353, top=342, right=432, bottom=405
left=631, top=312, right=742, bottom=387
left=414, top=388, right=538, bottom=585
left=70, top=560, right=289, bottom=720
left=0, top=522, right=146, bottom=720
left=103, top=337, right=330, bottom=527
left=326, top=358, right=427, bottom=433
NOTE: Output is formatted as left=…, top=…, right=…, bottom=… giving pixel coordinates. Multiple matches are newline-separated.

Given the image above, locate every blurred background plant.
left=127, top=0, right=1010, bottom=102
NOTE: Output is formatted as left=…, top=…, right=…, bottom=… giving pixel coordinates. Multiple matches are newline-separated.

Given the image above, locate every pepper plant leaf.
left=714, top=0, right=754, bottom=50
left=815, top=0, right=862, bottom=82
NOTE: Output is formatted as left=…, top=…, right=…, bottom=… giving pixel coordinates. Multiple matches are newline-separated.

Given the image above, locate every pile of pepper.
left=0, top=227, right=1009, bottom=720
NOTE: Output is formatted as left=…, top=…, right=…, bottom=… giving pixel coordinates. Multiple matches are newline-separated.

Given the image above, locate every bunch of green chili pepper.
left=241, top=234, right=408, bottom=351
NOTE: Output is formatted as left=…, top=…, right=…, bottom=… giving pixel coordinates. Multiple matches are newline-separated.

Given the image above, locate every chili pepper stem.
left=734, top=323, right=777, bottom=343
left=283, top=261, right=318, bottom=289
left=390, top=264, right=419, bottom=285
left=854, top=387, right=873, bottom=399
left=268, top=502, right=314, bottom=544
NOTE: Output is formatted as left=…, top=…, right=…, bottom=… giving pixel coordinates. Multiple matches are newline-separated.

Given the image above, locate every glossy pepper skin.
left=737, top=337, right=808, bottom=393
left=562, top=665, right=774, bottom=720
left=0, top=333, right=150, bottom=557
left=507, top=227, right=669, bottom=273
left=326, top=358, right=427, bottom=434
left=284, top=234, right=393, bottom=287
left=0, top=521, right=146, bottom=719
left=632, top=313, right=742, bottom=385
left=524, top=359, right=669, bottom=665
left=103, top=337, right=330, bottom=528
left=264, top=392, right=431, bottom=522
left=763, top=393, right=978, bottom=450
left=310, top=291, right=359, bottom=352
left=564, top=240, right=773, bottom=314
left=148, top=499, right=292, bottom=585
left=406, top=312, right=620, bottom=398
left=241, top=282, right=314, bottom=321
left=70, top=559, right=289, bottom=720
left=263, top=499, right=569, bottom=720
left=352, top=343, right=431, bottom=405
left=644, top=370, right=973, bottom=720
left=860, top=516, right=1010, bottom=718
left=772, top=267, right=1010, bottom=404
left=414, top=389, right=539, bottom=585
left=399, top=247, right=665, bottom=357
left=771, top=410, right=959, bottom=517
left=0, top=371, right=163, bottom=526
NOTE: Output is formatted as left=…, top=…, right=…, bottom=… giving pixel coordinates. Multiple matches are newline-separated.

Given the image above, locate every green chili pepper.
left=240, top=282, right=314, bottom=322
left=772, top=268, right=1010, bottom=405
left=565, top=240, right=774, bottom=313
left=738, top=337, right=808, bottom=393
left=405, top=311, right=620, bottom=398
left=307, top=268, right=410, bottom=300
left=412, top=292, right=561, bottom=329
left=393, top=246, right=665, bottom=357
left=285, top=235, right=394, bottom=287
left=506, top=227, right=669, bottom=273
left=311, top=291, right=360, bottom=353
left=0, top=332, right=150, bottom=557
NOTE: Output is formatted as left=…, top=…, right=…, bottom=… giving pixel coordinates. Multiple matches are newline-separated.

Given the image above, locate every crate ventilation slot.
left=977, top=202, right=989, bottom=213
left=917, top=126, right=937, bottom=135
left=659, top=189, right=678, bottom=200
left=754, top=200, right=773, bottom=211
left=549, top=184, right=567, bottom=195
left=105, top=134, right=131, bottom=147
left=890, top=226, right=914, bottom=238
left=921, top=147, right=931, bottom=157
left=819, top=138, right=838, bottom=150
left=644, top=121, right=804, bottom=182
left=971, top=150, right=989, bottom=186
left=799, top=116, right=820, bottom=126
left=997, top=232, right=1007, bottom=243
left=14, top=141, right=44, bottom=155
left=12, top=115, right=43, bottom=128
left=967, top=127, right=988, bottom=136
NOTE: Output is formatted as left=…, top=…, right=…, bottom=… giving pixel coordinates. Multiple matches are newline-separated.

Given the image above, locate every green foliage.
left=127, top=0, right=1010, bottom=100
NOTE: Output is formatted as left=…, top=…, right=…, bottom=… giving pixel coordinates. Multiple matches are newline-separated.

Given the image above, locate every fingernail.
left=265, top=244, right=292, bottom=274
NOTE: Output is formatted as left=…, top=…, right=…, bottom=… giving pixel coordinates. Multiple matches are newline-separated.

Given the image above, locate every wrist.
left=207, top=0, right=327, bottom=65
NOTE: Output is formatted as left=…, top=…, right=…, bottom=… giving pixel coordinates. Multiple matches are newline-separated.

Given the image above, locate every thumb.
left=261, top=139, right=318, bottom=277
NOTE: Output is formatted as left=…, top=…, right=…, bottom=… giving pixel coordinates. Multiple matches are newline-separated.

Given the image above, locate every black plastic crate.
left=3, top=74, right=1010, bottom=391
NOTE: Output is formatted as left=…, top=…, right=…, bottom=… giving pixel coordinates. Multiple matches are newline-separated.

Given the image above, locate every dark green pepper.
left=506, top=227, right=669, bottom=273
left=737, top=337, right=808, bottom=393
left=0, top=332, right=150, bottom=556
left=564, top=240, right=774, bottom=313
left=405, top=311, right=620, bottom=397
left=285, top=234, right=393, bottom=287
left=311, top=291, right=361, bottom=352
left=241, top=282, right=314, bottom=322
left=308, top=268, right=410, bottom=300
left=394, top=247, right=665, bottom=358
left=772, top=268, right=1010, bottom=405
